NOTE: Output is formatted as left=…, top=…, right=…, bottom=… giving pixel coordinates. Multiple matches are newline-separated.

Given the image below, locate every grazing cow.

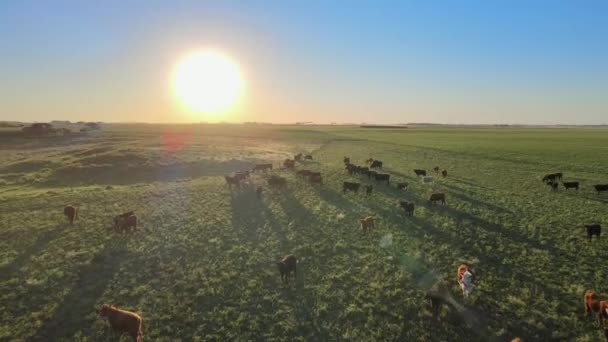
left=397, top=182, right=408, bottom=190
left=441, top=170, right=448, bottom=178
left=429, top=193, right=446, bottom=205
left=542, top=173, right=557, bottom=183
left=374, top=173, right=390, bottom=184
left=584, top=224, right=602, bottom=239
left=256, top=186, right=263, bottom=199
left=584, top=290, right=608, bottom=326
left=253, top=163, right=273, bottom=172
left=547, top=181, right=558, bottom=192
left=309, top=174, right=323, bottom=185
left=343, top=157, right=350, bottom=164
left=399, top=200, right=415, bottom=216
left=562, top=181, right=579, bottom=190
left=457, top=264, right=474, bottom=297
left=224, top=175, right=240, bottom=189
left=305, top=154, right=313, bottom=160
left=555, top=172, right=563, bottom=181
left=268, top=176, right=287, bottom=187
left=360, top=216, right=375, bottom=234
left=595, top=184, right=608, bottom=195
left=365, top=185, right=373, bottom=196
left=114, top=214, right=137, bottom=233
left=294, top=153, right=303, bottom=161
left=99, top=304, right=143, bottom=342
left=370, top=160, right=383, bottom=169
left=63, top=205, right=78, bottom=224
left=433, top=166, right=440, bottom=173
left=277, top=255, right=297, bottom=283
left=414, top=169, right=427, bottom=177
left=343, top=181, right=361, bottom=194
left=283, top=159, right=295, bottom=169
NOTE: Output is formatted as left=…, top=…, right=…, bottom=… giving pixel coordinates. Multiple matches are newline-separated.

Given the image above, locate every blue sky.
left=1, top=0, right=606, bottom=124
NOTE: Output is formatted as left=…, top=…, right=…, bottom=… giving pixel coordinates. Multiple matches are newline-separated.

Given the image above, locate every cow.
left=585, top=224, right=602, bottom=239
left=414, top=169, right=427, bottom=177
left=370, top=160, right=383, bottom=169
left=63, top=205, right=78, bottom=224
left=343, top=157, right=350, bottom=164
left=283, top=159, right=295, bottom=169
left=99, top=304, right=143, bottom=342
left=235, top=171, right=250, bottom=182
left=256, top=186, right=263, bottom=199
left=345, top=164, right=355, bottom=175
left=457, top=264, right=474, bottom=298
left=547, top=181, right=558, bottom=192
left=114, top=213, right=137, bottom=233
left=343, top=181, right=361, bottom=194
left=584, top=290, right=608, bottom=326
left=555, top=172, right=563, bottom=181
left=400, top=200, right=415, bottom=216
left=268, top=176, right=287, bottom=187
left=360, top=216, right=375, bottom=234
left=429, top=193, right=446, bottom=205
left=277, top=255, right=297, bottom=283
left=433, top=166, right=440, bottom=173
left=562, top=181, right=579, bottom=190
left=294, top=153, right=303, bottom=161
left=441, top=170, right=448, bottom=178
left=542, top=173, right=557, bottom=183
left=595, top=184, right=608, bottom=195
left=374, top=173, right=390, bottom=184
left=365, top=185, right=373, bottom=196
left=365, top=158, right=374, bottom=164
left=305, top=155, right=313, bottom=160
left=224, top=175, right=240, bottom=190
left=253, top=163, right=273, bottom=172
left=397, top=182, right=408, bottom=190
left=309, top=174, right=323, bottom=185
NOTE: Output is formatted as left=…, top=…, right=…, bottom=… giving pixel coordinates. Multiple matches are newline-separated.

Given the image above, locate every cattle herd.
left=57, top=152, right=608, bottom=341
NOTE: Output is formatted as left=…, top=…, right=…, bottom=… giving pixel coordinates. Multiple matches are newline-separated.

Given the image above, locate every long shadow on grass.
left=30, top=238, right=129, bottom=341
left=229, top=183, right=265, bottom=245
left=0, top=225, right=64, bottom=279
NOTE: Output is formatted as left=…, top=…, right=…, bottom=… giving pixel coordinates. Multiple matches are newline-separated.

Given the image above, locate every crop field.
left=1, top=125, right=607, bottom=341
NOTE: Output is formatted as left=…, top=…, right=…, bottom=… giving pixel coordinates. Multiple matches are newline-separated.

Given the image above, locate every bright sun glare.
left=172, top=50, right=243, bottom=117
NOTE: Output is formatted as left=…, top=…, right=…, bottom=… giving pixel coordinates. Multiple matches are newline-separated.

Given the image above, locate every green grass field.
left=1, top=125, right=607, bottom=341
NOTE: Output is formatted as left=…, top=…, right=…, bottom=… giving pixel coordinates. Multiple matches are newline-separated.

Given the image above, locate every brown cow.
left=99, top=304, right=143, bottom=342
left=433, top=166, right=440, bottom=173
left=283, top=159, right=295, bottom=169
left=360, top=216, right=375, bottom=234
left=441, top=170, right=448, bottom=177
left=429, top=193, right=446, bottom=205
left=277, top=255, right=297, bottom=283
left=63, top=205, right=78, bottom=224
left=584, top=290, right=608, bottom=326
left=305, top=154, right=313, bottom=160
left=114, top=214, right=138, bottom=233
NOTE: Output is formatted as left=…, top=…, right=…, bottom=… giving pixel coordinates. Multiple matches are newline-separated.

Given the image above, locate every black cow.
left=370, top=160, right=383, bottom=169
left=585, top=224, right=602, bottom=239
left=555, top=172, right=563, bottom=181
left=397, top=182, right=408, bottom=190
left=343, top=181, right=361, bottom=194
left=562, top=181, right=579, bottom=190
left=595, top=184, right=608, bottom=195
left=400, top=200, right=415, bottom=216
left=547, top=181, right=558, bottom=192
left=277, top=255, right=297, bottom=283
left=374, top=173, right=390, bottom=184
left=345, top=164, right=355, bottom=175
left=542, top=173, right=557, bottom=183
left=365, top=185, right=373, bottom=196
left=414, top=169, right=427, bottom=177
left=343, top=157, right=350, bottom=164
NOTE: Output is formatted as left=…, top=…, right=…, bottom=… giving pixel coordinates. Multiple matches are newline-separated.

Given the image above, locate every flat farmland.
left=1, top=125, right=607, bottom=341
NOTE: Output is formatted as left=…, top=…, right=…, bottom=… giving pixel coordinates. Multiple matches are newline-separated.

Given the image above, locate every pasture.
left=1, top=125, right=607, bottom=341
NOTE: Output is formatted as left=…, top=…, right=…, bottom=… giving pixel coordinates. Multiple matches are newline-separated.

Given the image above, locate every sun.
left=172, top=50, right=243, bottom=117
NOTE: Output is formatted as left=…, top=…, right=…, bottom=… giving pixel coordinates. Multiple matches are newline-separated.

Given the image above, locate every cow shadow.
left=31, top=239, right=129, bottom=341
left=0, top=225, right=64, bottom=279
left=229, top=183, right=265, bottom=245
